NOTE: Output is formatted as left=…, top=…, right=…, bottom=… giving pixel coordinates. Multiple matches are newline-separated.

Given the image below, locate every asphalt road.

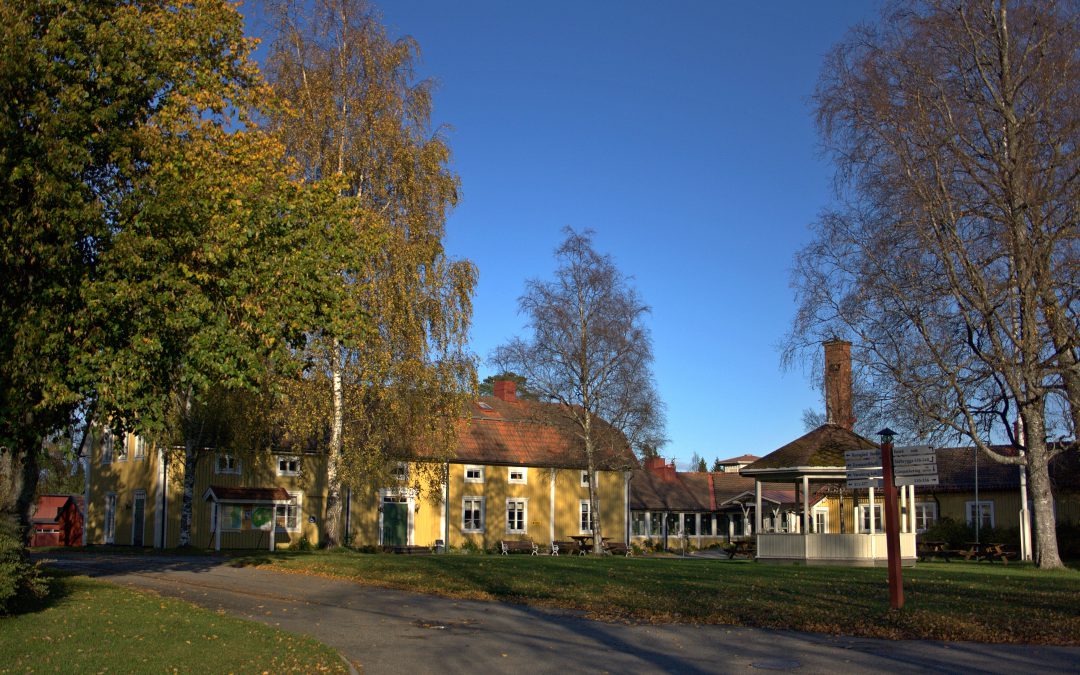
left=36, top=553, right=1080, bottom=674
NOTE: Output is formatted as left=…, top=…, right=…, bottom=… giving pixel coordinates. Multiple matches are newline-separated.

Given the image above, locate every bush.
left=920, top=516, right=1020, bottom=549
left=291, top=535, right=314, bottom=552
left=1056, top=521, right=1080, bottom=560
left=0, top=521, right=48, bottom=614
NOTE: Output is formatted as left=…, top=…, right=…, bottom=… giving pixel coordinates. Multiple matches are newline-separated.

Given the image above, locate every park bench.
left=500, top=539, right=539, bottom=555
left=603, top=540, right=632, bottom=557
left=552, top=540, right=582, bottom=556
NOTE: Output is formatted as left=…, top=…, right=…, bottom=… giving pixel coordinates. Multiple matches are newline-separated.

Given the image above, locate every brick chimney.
left=492, top=379, right=517, bottom=403
left=643, top=456, right=678, bottom=481
left=823, top=339, right=855, bottom=431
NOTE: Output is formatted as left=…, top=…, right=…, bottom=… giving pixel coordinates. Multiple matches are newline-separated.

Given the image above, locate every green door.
left=382, top=502, right=407, bottom=547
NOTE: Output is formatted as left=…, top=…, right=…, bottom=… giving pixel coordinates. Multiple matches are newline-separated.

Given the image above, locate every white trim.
left=390, top=462, right=409, bottom=482
left=856, top=504, right=883, bottom=534
left=549, top=470, right=557, bottom=543
left=508, top=466, right=527, bottom=484
left=101, top=429, right=113, bottom=465
left=914, top=502, right=938, bottom=533
left=506, top=498, right=528, bottom=534
left=134, top=435, right=147, bottom=460
left=462, top=495, right=485, bottom=533
left=377, top=488, right=414, bottom=545
left=965, top=500, right=995, bottom=529
left=115, top=433, right=128, bottom=462
left=464, top=465, right=484, bottom=483
left=580, top=470, right=590, bottom=487
left=276, top=491, right=302, bottom=532
left=813, top=506, right=829, bottom=534
left=579, top=500, right=597, bottom=534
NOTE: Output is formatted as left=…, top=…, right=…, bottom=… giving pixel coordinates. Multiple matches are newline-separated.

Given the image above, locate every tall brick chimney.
left=823, top=339, right=855, bottom=431
left=643, top=456, right=677, bottom=481
left=493, top=379, right=517, bottom=403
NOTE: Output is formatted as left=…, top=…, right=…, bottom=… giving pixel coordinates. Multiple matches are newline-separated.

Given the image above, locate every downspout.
left=82, top=452, right=90, bottom=547
left=549, top=469, right=556, bottom=545
left=623, top=471, right=631, bottom=544
left=442, top=462, right=449, bottom=552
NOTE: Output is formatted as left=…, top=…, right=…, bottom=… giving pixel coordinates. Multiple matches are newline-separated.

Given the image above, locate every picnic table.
left=570, top=535, right=611, bottom=554
left=960, top=542, right=1016, bottom=564
left=726, top=540, right=756, bottom=559
left=917, top=540, right=955, bottom=562
left=602, top=540, right=632, bottom=557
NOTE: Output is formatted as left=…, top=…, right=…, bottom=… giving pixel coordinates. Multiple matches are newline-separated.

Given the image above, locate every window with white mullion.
left=462, top=496, right=484, bottom=533
left=506, top=499, right=527, bottom=534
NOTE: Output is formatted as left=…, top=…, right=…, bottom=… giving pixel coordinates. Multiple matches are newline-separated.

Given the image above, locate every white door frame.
left=131, top=490, right=146, bottom=546
left=104, top=492, right=117, bottom=544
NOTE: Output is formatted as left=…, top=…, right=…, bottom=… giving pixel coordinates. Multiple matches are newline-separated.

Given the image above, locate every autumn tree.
left=494, top=229, right=665, bottom=554
left=264, top=0, right=476, bottom=546
left=787, top=0, right=1079, bottom=568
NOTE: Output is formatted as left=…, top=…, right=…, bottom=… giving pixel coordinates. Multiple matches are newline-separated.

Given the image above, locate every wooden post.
left=880, top=437, right=904, bottom=610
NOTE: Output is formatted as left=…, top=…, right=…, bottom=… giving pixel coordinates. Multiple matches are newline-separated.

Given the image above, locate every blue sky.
left=247, top=1, right=883, bottom=469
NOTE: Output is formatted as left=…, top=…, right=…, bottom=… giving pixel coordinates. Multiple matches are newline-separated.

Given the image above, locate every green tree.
left=264, top=0, right=477, bottom=546
left=478, top=372, right=540, bottom=400
left=494, top=229, right=665, bottom=554
left=711, top=458, right=723, bottom=472
left=0, top=0, right=285, bottom=541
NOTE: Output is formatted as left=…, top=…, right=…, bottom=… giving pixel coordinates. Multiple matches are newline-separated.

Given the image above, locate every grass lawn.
left=0, top=572, right=348, bottom=674
left=234, top=550, right=1080, bottom=645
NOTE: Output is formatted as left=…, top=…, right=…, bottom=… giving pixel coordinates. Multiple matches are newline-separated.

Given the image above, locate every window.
left=683, top=513, right=697, bottom=536
left=506, top=499, right=527, bottom=533
left=462, top=497, right=484, bottom=533
left=631, top=512, right=649, bottom=537
left=104, top=493, right=116, bottom=544
left=858, top=504, right=883, bottom=533
left=914, top=502, right=938, bottom=533
left=221, top=505, right=244, bottom=531
left=115, top=433, right=128, bottom=462
left=666, top=512, right=681, bottom=536
left=276, top=492, right=302, bottom=531
left=133, top=435, right=146, bottom=460
left=216, top=454, right=240, bottom=475
left=508, top=467, right=527, bottom=484
left=580, top=500, right=596, bottom=534
left=464, top=465, right=484, bottom=483
left=277, top=456, right=300, bottom=477
left=966, top=501, right=994, bottom=529
left=101, top=430, right=113, bottom=464
left=701, top=514, right=716, bottom=536
left=390, top=462, right=408, bottom=481
left=580, top=470, right=590, bottom=487
left=814, top=508, right=829, bottom=534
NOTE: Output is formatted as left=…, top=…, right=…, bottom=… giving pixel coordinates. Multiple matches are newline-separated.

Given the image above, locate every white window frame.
left=580, top=470, right=590, bottom=487
left=101, top=429, right=113, bottom=465
left=914, top=502, right=938, bottom=533
left=215, top=453, right=241, bottom=475
left=276, top=455, right=301, bottom=477
left=856, top=504, right=883, bottom=533
left=506, top=498, right=528, bottom=534
left=115, top=433, right=128, bottom=462
left=508, top=466, right=527, bottom=484
left=462, top=496, right=485, bottom=533
left=579, top=500, right=597, bottom=534
left=103, top=492, right=116, bottom=544
left=464, top=465, right=484, bottom=483
left=813, top=507, right=829, bottom=534
left=965, top=501, right=995, bottom=529
left=134, top=435, right=147, bottom=460
left=390, top=462, right=408, bottom=482
left=276, top=492, right=302, bottom=532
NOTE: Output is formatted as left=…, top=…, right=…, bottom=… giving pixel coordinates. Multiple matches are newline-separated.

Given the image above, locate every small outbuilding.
left=30, top=494, right=84, bottom=547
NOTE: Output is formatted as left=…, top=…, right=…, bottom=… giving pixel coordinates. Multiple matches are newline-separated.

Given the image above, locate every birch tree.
left=787, top=0, right=1079, bottom=568
left=494, top=229, right=665, bottom=554
left=264, top=0, right=476, bottom=547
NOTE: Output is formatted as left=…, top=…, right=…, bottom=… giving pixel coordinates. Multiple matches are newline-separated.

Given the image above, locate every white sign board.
left=892, top=464, right=938, bottom=476
left=845, top=449, right=880, bottom=464
left=895, top=474, right=940, bottom=487
left=847, top=478, right=884, bottom=489
left=845, top=468, right=883, bottom=480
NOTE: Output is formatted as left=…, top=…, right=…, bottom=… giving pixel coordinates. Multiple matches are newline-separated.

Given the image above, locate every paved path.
left=38, top=553, right=1080, bottom=674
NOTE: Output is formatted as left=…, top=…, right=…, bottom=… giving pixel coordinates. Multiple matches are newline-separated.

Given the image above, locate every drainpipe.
left=82, top=451, right=90, bottom=547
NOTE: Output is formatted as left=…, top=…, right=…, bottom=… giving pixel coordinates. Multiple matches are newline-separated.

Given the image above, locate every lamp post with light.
left=878, top=427, right=904, bottom=610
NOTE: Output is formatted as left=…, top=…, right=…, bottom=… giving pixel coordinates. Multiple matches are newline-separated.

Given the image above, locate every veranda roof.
left=740, top=423, right=879, bottom=482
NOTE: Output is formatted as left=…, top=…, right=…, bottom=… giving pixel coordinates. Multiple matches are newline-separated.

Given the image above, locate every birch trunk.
left=177, top=441, right=198, bottom=548
left=1022, top=412, right=1063, bottom=569
left=323, top=338, right=345, bottom=547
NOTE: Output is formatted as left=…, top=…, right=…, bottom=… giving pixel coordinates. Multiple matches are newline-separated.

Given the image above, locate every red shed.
left=30, top=494, right=84, bottom=547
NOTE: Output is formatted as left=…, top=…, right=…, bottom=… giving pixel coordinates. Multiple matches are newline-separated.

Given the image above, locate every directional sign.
left=845, top=468, right=883, bottom=480
left=893, top=455, right=937, bottom=467
left=847, top=478, right=884, bottom=489
left=895, top=475, right=940, bottom=487
left=847, top=458, right=882, bottom=470
left=892, top=464, right=938, bottom=476
left=845, top=449, right=880, bottom=464
left=893, top=445, right=933, bottom=457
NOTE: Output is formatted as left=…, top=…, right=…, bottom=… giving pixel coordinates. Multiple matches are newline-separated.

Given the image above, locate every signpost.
left=845, top=449, right=882, bottom=491
left=877, top=429, right=904, bottom=610
left=893, top=445, right=938, bottom=486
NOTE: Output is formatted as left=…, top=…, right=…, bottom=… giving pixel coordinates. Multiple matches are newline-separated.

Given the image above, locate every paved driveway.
left=38, top=553, right=1080, bottom=674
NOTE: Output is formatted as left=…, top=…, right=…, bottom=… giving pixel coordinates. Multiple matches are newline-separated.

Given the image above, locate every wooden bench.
left=500, top=539, right=539, bottom=555
left=917, top=540, right=955, bottom=562
left=552, top=540, right=580, bottom=556
left=603, top=541, right=632, bottom=557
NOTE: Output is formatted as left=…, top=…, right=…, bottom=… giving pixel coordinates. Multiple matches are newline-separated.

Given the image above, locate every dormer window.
left=216, top=453, right=241, bottom=475
left=464, top=465, right=484, bottom=483
left=101, top=429, right=114, bottom=464
left=508, top=467, right=527, bottom=484
left=134, top=435, right=147, bottom=460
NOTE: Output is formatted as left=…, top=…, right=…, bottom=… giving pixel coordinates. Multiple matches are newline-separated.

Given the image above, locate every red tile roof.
left=448, top=396, right=638, bottom=470
left=718, top=454, right=760, bottom=464
left=631, top=469, right=800, bottom=512
left=742, top=424, right=878, bottom=472
left=31, top=495, right=77, bottom=524
left=204, top=486, right=291, bottom=502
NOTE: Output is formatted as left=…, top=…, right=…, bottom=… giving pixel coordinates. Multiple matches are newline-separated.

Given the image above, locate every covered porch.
left=741, top=424, right=917, bottom=566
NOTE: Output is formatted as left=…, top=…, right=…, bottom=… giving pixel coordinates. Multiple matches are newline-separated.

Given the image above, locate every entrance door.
left=132, top=491, right=146, bottom=546
left=104, top=493, right=116, bottom=544
left=382, top=501, right=408, bottom=547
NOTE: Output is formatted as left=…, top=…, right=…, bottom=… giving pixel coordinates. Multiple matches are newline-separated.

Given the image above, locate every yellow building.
left=85, top=381, right=637, bottom=551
